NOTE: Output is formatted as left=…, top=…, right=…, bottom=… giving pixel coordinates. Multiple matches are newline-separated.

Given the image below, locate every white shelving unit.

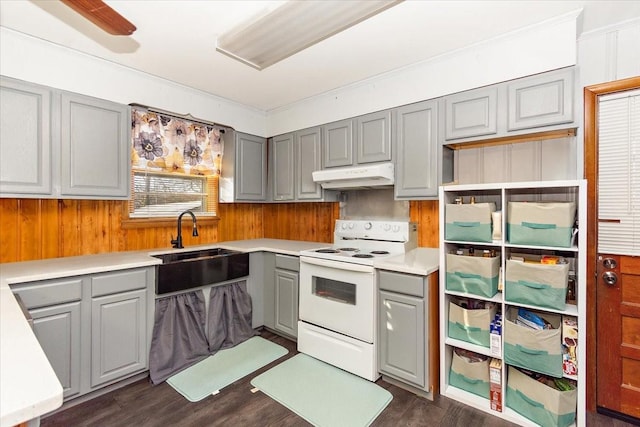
left=439, top=180, right=586, bottom=427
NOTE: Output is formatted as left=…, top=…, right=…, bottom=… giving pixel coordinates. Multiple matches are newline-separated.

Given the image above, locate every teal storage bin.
left=507, top=202, right=576, bottom=247
left=503, top=307, right=562, bottom=377
left=448, top=301, right=497, bottom=348
left=445, top=202, right=496, bottom=243
left=505, top=258, right=569, bottom=310
left=506, top=366, right=577, bottom=427
left=446, top=253, right=500, bottom=298
left=449, top=350, right=490, bottom=399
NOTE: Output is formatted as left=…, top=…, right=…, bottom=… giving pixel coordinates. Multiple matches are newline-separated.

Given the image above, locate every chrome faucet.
left=171, top=210, right=199, bottom=249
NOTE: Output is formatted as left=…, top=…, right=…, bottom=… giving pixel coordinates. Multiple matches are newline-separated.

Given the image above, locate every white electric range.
left=298, top=220, right=417, bottom=381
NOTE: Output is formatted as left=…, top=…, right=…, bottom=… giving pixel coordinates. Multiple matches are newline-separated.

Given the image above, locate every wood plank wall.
left=0, top=199, right=438, bottom=263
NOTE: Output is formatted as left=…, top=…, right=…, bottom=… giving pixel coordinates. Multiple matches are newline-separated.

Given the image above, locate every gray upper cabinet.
left=356, top=110, right=392, bottom=164
left=323, top=118, right=353, bottom=168
left=272, top=133, right=295, bottom=201
left=296, top=127, right=323, bottom=200
left=394, top=100, right=439, bottom=199
left=444, top=86, right=498, bottom=140
left=0, top=76, right=131, bottom=200
left=507, top=67, right=574, bottom=131
left=235, top=132, right=268, bottom=201
left=0, top=77, right=53, bottom=196
left=441, top=67, right=575, bottom=145
left=60, top=92, right=130, bottom=199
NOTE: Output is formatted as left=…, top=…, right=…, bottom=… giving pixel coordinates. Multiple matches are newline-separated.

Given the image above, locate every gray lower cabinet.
left=0, top=76, right=53, bottom=196
left=378, top=270, right=428, bottom=392
left=90, top=288, right=147, bottom=388
left=394, top=100, right=439, bottom=199
left=263, top=254, right=299, bottom=338
left=11, top=267, right=154, bottom=402
left=0, top=76, right=130, bottom=199
left=30, top=301, right=82, bottom=399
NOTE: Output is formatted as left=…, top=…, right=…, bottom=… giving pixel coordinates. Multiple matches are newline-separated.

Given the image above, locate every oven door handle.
left=300, top=256, right=375, bottom=273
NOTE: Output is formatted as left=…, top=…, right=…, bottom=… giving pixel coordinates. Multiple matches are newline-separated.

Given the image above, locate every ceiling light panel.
left=216, top=0, right=403, bottom=70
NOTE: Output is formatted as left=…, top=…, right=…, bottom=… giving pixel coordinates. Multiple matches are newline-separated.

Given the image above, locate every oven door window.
left=312, top=276, right=356, bottom=305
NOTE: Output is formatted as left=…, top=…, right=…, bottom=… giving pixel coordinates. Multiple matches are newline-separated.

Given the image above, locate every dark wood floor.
left=41, top=330, right=634, bottom=427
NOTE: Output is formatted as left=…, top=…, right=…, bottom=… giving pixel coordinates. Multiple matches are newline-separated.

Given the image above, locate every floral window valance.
left=131, top=107, right=224, bottom=176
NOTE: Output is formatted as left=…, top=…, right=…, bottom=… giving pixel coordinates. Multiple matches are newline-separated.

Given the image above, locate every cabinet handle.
left=454, top=322, right=481, bottom=332
left=460, top=376, right=482, bottom=384
left=516, top=344, right=547, bottom=355
left=453, top=221, right=480, bottom=227
left=516, top=389, right=545, bottom=408
left=455, top=272, right=482, bottom=279
left=517, top=280, right=549, bottom=290
left=521, top=221, right=556, bottom=230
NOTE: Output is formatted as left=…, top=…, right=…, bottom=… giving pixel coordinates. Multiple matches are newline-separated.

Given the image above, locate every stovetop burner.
left=316, top=249, right=339, bottom=254
left=338, top=247, right=359, bottom=252
left=371, top=250, right=390, bottom=255
left=352, top=254, right=374, bottom=258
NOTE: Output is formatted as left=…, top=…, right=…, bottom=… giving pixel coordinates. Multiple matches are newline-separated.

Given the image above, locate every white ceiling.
left=1, top=1, right=639, bottom=112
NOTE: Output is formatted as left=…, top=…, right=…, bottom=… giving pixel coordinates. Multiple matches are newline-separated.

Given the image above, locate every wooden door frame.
left=584, top=76, right=640, bottom=412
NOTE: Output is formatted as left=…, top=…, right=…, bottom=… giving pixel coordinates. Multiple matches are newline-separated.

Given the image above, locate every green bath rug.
left=167, top=336, right=288, bottom=402
left=251, top=353, right=392, bottom=426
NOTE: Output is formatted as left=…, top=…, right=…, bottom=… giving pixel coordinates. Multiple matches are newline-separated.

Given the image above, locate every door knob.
left=602, top=257, right=617, bottom=269
left=602, top=271, right=618, bottom=286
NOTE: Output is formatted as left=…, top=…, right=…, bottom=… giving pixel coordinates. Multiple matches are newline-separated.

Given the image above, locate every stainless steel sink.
left=152, top=248, right=249, bottom=295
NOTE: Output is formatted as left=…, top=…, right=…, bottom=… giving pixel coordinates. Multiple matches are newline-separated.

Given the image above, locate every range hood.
left=312, top=162, right=394, bottom=189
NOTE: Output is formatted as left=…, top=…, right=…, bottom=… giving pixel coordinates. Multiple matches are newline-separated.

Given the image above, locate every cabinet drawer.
left=12, top=277, right=83, bottom=309
left=91, top=268, right=148, bottom=297
left=379, top=270, right=424, bottom=297
left=275, top=254, right=299, bottom=272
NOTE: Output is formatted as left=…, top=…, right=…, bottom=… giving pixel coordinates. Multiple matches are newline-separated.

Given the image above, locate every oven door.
left=299, top=256, right=376, bottom=343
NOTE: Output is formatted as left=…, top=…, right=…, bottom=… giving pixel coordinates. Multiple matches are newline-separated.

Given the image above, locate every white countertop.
left=0, top=238, right=438, bottom=426
left=374, top=247, right=440, bottom=276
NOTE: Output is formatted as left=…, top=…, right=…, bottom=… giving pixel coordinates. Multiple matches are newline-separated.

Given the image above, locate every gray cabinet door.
left=0, top=77, right=53, bottom=196
left=262, top=252, right=276, bottom=329
left=90, top=289, right=147, bottom=388
left=31, top=302, right=82, bottom=399
left=445, top=86, right=498, bottom=140
left=235, top=132, right=268, bottom=200
left=507, top=67, right=574, bottom=131
left=394, top=100, right=439, bottom=198
left=378, top=290, right=425, bottom=387
left=323, top=119, right=353, bottom=168
left=60, top=92, right=130, bottom=198
left=296, top=127, right=323, bottom=200
left=356, top=110, right=392, bottom=164
left=272, top=133, right=295, bottom=201
left=274, top=268, right=299, bottom=338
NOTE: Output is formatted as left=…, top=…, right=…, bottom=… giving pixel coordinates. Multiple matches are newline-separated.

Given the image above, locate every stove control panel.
left=335, top=220, right=417, bottom=241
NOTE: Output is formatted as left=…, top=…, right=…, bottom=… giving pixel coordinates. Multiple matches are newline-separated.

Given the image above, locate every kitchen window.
left=127, top=107, right=224, bottom=221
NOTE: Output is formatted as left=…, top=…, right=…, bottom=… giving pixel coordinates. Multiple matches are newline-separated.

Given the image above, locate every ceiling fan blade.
left=60, top=0, right=136, bottom=36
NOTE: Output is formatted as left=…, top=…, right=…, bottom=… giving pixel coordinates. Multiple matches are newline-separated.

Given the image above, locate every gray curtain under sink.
left=149, top=280, right=256, bottom=384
